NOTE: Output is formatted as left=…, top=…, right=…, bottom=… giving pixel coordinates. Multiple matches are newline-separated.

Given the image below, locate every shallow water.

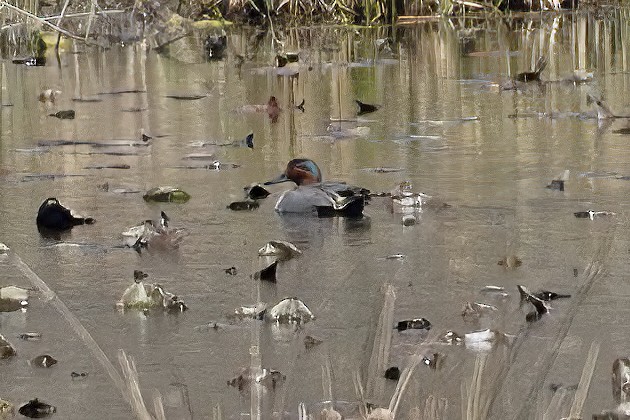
left=2, top=11, right=630, bottom=419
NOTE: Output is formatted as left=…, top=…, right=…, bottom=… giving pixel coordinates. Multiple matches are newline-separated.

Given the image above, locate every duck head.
left=265, top=159, right=322, bottom=186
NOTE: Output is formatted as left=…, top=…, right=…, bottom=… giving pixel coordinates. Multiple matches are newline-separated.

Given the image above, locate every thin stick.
left=54, top=0, right=70, bottom=50
left=0, top=1, right=84, bottom=40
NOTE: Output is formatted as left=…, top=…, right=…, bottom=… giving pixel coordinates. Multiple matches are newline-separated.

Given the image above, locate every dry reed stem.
left=366, top=284, right=396, bottom=399
left=541, top=387, right=571, bottom=420
left=10, top=252, right=128, bottom=403
left=567, top=341, right=600, bottom=419
left=388, top=354, right=422, bottom=417
left=118, top=349, right=154, bottom=420
left=152, top=391, right=166, bottom=420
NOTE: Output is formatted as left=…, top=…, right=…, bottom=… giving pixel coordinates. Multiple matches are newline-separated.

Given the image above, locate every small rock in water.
left=230, top=303, right=267, bottom=320
left=18, top=332, right=42, bottom=341
left=258, top=240, right=302, bottom=260
left=438, top=330, right=463, bottom=345
left=0, top=298, right=27, bottom=313
left=422, top=352, right=445, bottom=370
left=224, top=266, right=237, bottom=275
left=0, top=286, right=29, bottom=301
left=461, top=302, right=498, bottom=319
left=356, top=100, right=381, bottom=116
left=244, top=184, right=270, bottom=200
left=12, top=57, right=46, bottom=66
left=18, top=399, right=56, bottom=418
left=0, top=399, right=14, bottom=417
left=228, top=367, right=285, bottom=391
left=574, top=210, right=616, bottom=219
left=48, top=110, right=75, bottom=119
left=38, top=89, right=61, bottom=103
left=31, top=355, right=57, bottom=368
left=613, top=358, right=630, bottom=405
left=384, top=366, right=400, bottom=380
left=497, top=255, right=522, bottom=268
left=396, top=318, right=431, bottom=332
left=143, top=186, right=191, bottom=203
left=546, top=180, right=564, bottom=191
left=304, top=335, right=323, bottom=350
left=268, top=297, right=314, bottom=324
left=401, top=214, right=416, bottom=226
left=227, top=201, right=259, bottom=211
left=71, top=371, right=89, bottom=379
left=464, top=329, right=501, bottom=352
left=573, top=268, right=579, bottom=277
left=480, top=285, right=509, bottom=298
left=385, top=253, right=406, bottom=260
left=253, top=261, right=278, bottom=282
left=0, top=335, right=16, bottom=359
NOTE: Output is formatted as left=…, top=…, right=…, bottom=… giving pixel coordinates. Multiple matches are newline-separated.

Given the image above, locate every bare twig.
left=0, top=1, right=85, bottom=41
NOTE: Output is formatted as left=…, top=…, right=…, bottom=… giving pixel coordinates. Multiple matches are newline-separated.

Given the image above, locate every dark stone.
left=49, top=110, right=75, bottom=119
left=304, top=335, right=323, bottom=350
left=246, top=185, right=270, bottom=200
left=36, top=198, right=94, bottom=231
left=18, top=333, right=42, bottom=340
left=227, top=201, right=259, bottom=211
left=396, top=318, right=431, bottom=332
left=384, top=366, right=400, bottom=380
left=224, top=267, right=237, bottom=275
left=356, top=100, right=381, bottom=116
left=205, top=33, right=227, bottom=60
left=546, top=180, right=564, bottom=191
left=13, top=57, right=46, bottom=66
left=253, top=261, right=277, bottom=282
left=18, top=399, right=56, bottom=418
left=31, top=355, right=57, bottom=368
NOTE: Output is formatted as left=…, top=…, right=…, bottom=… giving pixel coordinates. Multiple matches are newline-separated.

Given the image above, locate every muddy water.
left=2, top=11, right=630, bottom=419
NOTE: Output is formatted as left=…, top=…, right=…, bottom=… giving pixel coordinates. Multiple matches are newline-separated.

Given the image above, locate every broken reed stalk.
left=152, top=391, right=167, bottom=420
left=322, top=353, right=335, bottom=407
left=0, top=1, right=84, bottom=40
left=213, top=404, right=223, bottom=420
left=366, top=284, right=396, bottom=399
left=388, top=354, right=422, bottom=416
left=9, top=252, right=127, bottom=404
left=542, top=387, right=571, bottom=420
left=118, top=349, right=154, bottom=420
left=567, top=341, right=600, bottom=419
left=466, top=354, right=487, bottom=420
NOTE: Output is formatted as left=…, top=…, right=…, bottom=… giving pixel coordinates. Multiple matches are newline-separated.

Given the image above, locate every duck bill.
left=264, top=173, right=290, bottom=185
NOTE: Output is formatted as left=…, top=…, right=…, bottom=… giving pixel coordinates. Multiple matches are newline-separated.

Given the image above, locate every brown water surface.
left=2, top=12, right=630, bottom=419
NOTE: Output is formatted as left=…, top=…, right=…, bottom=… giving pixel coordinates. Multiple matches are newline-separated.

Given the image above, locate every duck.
left=36, top=198, right=95, bottom=231
left=264, top=159, right=370, bottom=217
